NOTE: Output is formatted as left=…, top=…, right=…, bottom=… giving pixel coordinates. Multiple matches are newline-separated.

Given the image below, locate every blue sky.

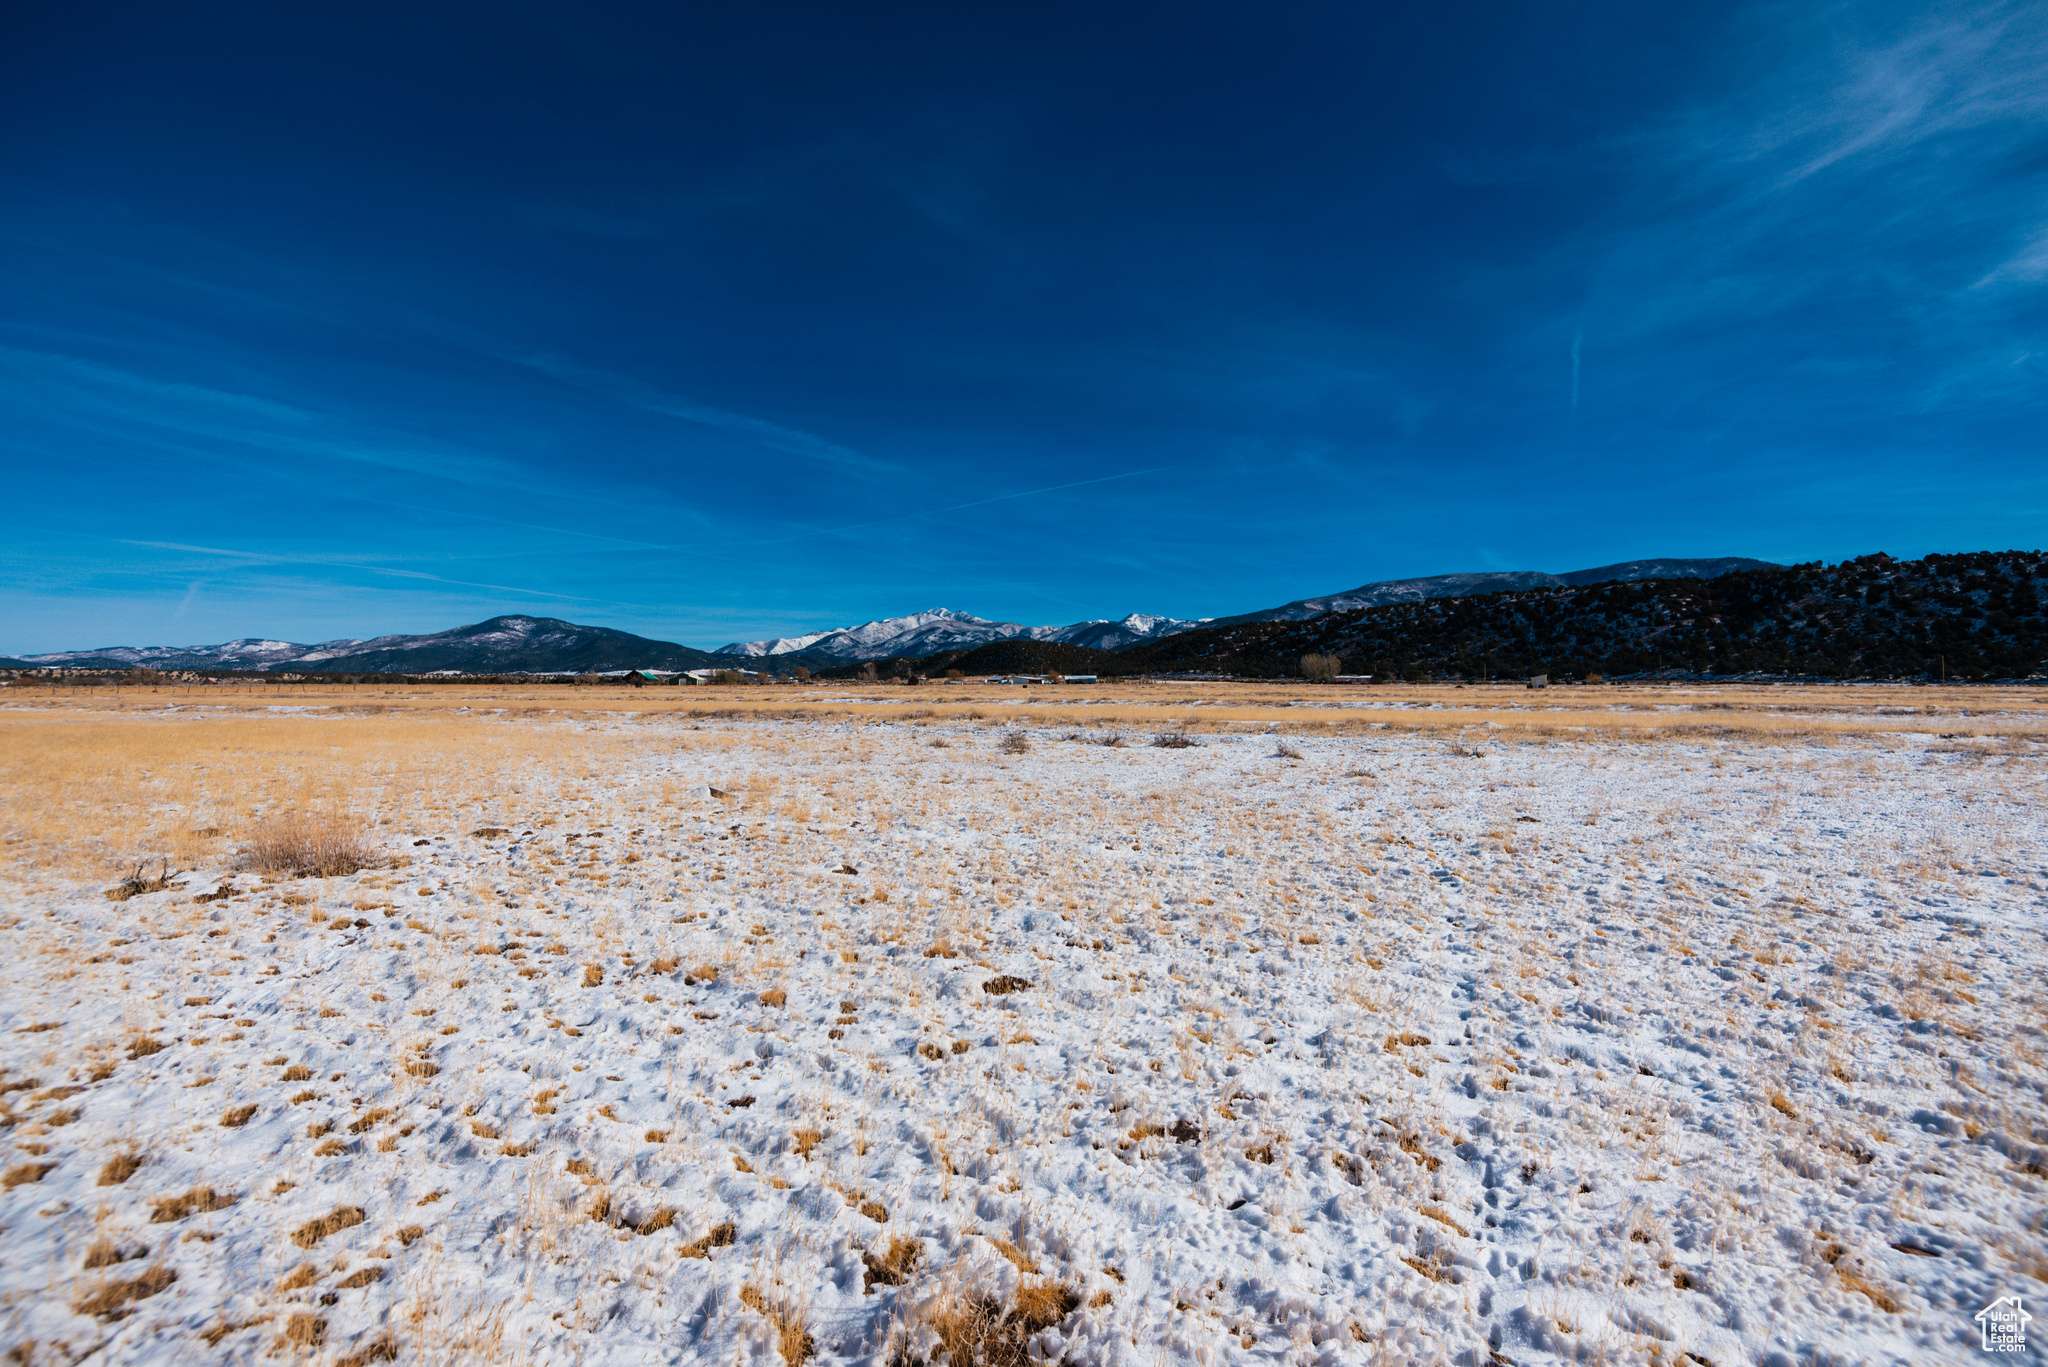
left=3, top=0, right=2044, bottom=653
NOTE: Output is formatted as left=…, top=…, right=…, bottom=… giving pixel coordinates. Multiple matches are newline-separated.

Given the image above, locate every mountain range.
left=18, top=616, right=720, bottom=675
left=11, top=557, right=1772, bottom=674
left=1104, top=550, right=2046, bottom=682
left=12, top=552, right=2041, bottom=681
left=714, top=559, right=1775, bottom=662
left=715, top=608, right=1198, bottom=662
left=1207, top=557, right=1775, bottom=625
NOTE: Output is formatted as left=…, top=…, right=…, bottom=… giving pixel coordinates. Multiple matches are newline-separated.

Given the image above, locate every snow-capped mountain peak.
left=716, top=607, right=1197, bottom=661
left=718, top=609, right=1021, bottom=661
left=717, top=628, right=839, bottom=658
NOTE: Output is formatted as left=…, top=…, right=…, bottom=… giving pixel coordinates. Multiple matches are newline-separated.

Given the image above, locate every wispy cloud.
left=0, top=344, right=322, bottom=427
left=120, top=539, right=604, bottom=606
left=1666, top=1, right=2048, bottom=189
left=511, top=353, right=900, bottom=475
left=0, top=344, right=520, bottom=488
left=1974, top=226, right=2048, bottom=289
left=1535, top=0, right=2048, bottom=430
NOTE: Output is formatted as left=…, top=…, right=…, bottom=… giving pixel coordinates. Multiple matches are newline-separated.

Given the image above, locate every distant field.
left=1, top=684, right=2043, bottom=1362
left=3, top=681, right=2042, bottom=885
left=8, top=676, right=2048, bottom=732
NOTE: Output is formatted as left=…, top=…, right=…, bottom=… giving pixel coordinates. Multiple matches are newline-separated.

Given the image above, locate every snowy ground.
left=2, top=710, right=2044, bottom=1364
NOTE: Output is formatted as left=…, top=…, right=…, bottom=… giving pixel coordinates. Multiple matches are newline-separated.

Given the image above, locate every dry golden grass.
left=333, top=1332, right=399, bottom=1366
left=918, top=1279, right=1081, bottom=1367
left=988, top=1237, right=1037, bottom=1274
left=149, top=1185, right=236, bottom=1221
left=277, top=1312, right=327, bottom=1350
left=71, top=1264, right=176, bottom=1319
left=243, top=811, right=375, bottom=879
left=196, top=1314, right=269, bottom=1348
left=1419, top=1204, right=1470, bottom=1237
left=678, top=1219, right=736, bottom=1259
left=3, top=679, right=2037, bottom=886
left=81, top=1237, right=146, bottom=1270
left=0, top=703, right=641, bottom=880
left=105, top=859, right=180, bottom=901
left=862, top=1236, right=922, bottom=1290
left=290, top=1204, right=366, bottom=1248
left=738, top=1285, right=814, bottom=1365
left=1401, top=1250, right=1457, bottom=1284
left=1, top=673, right=2036, bottom=1360
left=1838, top=1267, right=1903, bottom=1313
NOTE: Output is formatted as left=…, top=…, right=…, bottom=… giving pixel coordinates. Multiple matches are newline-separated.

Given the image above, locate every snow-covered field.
left=2, top=699, right=2044, bottom=1364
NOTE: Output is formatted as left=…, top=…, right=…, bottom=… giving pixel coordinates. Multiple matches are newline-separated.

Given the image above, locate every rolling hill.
left=1206, top=556, right=1776, bottom=626
left=1114, top=551, right=2047, bottom=681
left=19, top=617, right=720, bottom=676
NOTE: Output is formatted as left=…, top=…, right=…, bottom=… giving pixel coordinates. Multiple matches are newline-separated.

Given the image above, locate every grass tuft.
left=678, top=1219, right=737, bottom=1259
left=243, top=812, right=375, bottom=879
left=921, top=1280, right=1081, bottom=1367
left=862, top=1236, right=922, bottom=1290
left=72, top=1264, right=176, bottom=1320
left=149, top=1185, right=236, bottom=1222
left=105, top=859, right=180, bottom=902
left=290, top=1205, right=366, bottom=1248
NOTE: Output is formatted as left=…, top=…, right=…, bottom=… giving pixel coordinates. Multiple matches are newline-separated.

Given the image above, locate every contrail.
left=1570, top=328, right=1583, bottom=415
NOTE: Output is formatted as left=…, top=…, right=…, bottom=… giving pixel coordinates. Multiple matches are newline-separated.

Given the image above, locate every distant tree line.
left=1111, top=551, right=2048, bottom=682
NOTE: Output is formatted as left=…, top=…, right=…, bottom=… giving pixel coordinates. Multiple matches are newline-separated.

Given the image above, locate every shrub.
left=920, top=1280, right=1081, bottom=1367
left=106, top=859, right=179, bottom=901
left=243, top=813, right=374, bottom=879
left=998, top=732, right=1031, bottom=755
left=1151, top=732, right=1197, bottom=749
